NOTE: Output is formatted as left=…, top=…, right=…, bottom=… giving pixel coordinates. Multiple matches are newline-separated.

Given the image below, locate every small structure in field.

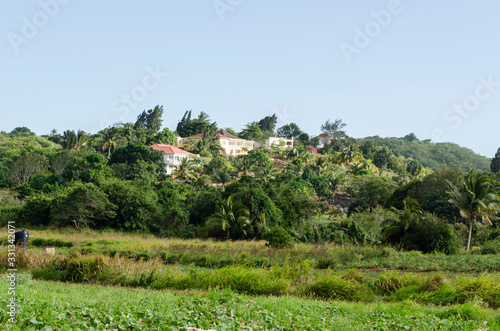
left=42, top=246, right=55, bottom=254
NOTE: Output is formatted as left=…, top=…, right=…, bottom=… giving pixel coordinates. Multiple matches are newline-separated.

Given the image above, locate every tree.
left=277, top=123, right=303, bottom=139
left=382, top=198, right=423, bottom=244
left=320, top=119, right=350, bottom=151
left=212, top=169, right=233, bottom=189
left=239, top=122, right=264, bottom=142
left=11, top=127, right=35, bottom=135
left=109, top=143, right=166, bottom=177
left=257, top=114, right=278, bottom=135
left=51, top=183, right=117, bottom=229
left=205, top=195, right=251, bottom=239
left=133, top=105, right=164, bottom=132
left=172, top=158, right=199, bottom=183
left=176, top=110, right=210, bottom=137
left=99, top=128, right=121, bottom=159
left=403, top=133, right=418, bottom=142
left=406, top=159, right=425, bottom=177
left=192, top=124, right=223, bottom=157
left=9, top=153, right=49, bottom=187
left=61, top=130, right=88, bottom=150
left=146, top=105, right=164, bottom=132
left=134, top=111, right=148, bottom=130
left=338, top=145, right=363, bottom=166
left=491, top=148, right=500, bottom=173
left=447, top=169, right=500, bottom=251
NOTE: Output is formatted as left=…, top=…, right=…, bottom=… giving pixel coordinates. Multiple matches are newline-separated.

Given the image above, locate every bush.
left=31, top=237, right=74, bottom=248
left=263, top=228, right=295, bottom=248
left=480, top=239, right=500, bottom=255
left=304, top=274, right=357, bottom=300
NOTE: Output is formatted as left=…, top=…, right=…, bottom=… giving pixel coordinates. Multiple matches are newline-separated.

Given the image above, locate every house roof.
left=185, top=129, right=248, bottom=141
left=316, top=133, right=331, bottom=139
left=150, top=144, right=196, bottom=155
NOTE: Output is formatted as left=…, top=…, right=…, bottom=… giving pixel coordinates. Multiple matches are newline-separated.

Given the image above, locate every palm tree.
left=99, top=128, right=121, bottom=159
left=352, top=159, right=379, bottom=175
left=75, top=130, right=89, bottom=151
left=236, top=155, right=256, bottom=176
left=381, top=198, right=423, bottom=244
left=447, top=169, right=500, bottom=251
left=172, top=158, right=199, bottom=183
left=213, top=169, right=233, bottom=189
left=338, top=145, right=363, bottom=166
left=206, top=195, right=251, bottom=239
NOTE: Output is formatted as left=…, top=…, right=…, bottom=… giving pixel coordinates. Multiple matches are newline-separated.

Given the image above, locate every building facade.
left=176, top=129, right=254, bottom=156
left=150, top=144, right=196, bottom=175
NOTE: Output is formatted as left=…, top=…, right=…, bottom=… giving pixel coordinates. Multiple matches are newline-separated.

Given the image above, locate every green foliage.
left=256, top=114, right=278, bottom=135
left=277, top=122, right=303, bottom=139
left=109, top=143, right=165, bottom=178
left=357, top=136, right=490, bottom=172
left=9, top=152, right=49, bottom=187
left=133, top=105, right=164, bottom=132
left=62, top=152, right=112, bottom=184
left=491, top=147, right=500, bottom=173
left=176, top=110, right=211, bottom=138
left=382, top=199, right=459, bottom=254
left=30, top=237, right=74, bottom=247
left=205, top=195, right=251, bottom=239
left=304, top=273, right=358, bottom=300
left=263, top=227, right=294, bottom=248
left=447, top=169, right=500, bottom=250
left=51, top=183, right=117, bottom=229
left=101, top=179, right=160, bottom=232
left=349, top=175, right=396, bottom=210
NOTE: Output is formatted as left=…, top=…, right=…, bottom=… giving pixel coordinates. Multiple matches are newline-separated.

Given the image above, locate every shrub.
left=480, top=240, right=500, bottom=255
left=30, top=237, right=74, bottom=248
left=304, top=274, right=357, bottom=300
left=263, top=228, right=295, bottom=248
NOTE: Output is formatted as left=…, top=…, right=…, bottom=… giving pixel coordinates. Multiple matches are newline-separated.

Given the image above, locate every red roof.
left=185, top=129, right=246, bottom=140
left=317, top=133, right=331, bottom=139
left=150, top=144, right=195, bottom=155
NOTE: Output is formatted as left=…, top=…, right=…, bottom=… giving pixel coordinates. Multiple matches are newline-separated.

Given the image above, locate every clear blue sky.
left=2, top=1, right=499, bottom=157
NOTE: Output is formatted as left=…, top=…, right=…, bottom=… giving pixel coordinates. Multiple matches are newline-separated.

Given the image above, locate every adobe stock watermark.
left=213, top=0, right=243, bottom=21
left=99, top=66, right=169, bottom=130
left=339, top=0, right=406, bottom=63
left=275, top=106, right=296, bottom=126
left=7, top=0, right=72, bottom=53
left=432, top=75, right=500, bottom=142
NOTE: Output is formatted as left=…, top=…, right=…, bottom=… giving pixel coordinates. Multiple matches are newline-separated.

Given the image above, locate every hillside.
left=356, top=136, right=491, bottom=172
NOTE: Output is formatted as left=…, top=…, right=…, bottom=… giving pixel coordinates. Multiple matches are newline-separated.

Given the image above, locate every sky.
left=1, top=1, right=499, bottom=157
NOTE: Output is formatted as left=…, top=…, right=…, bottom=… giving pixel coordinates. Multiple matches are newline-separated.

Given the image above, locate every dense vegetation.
left=357, top=135, right=491, bottom=173
left=1, top=109, right=500, bottom=253
left=2, top=109, right=500, bottom=328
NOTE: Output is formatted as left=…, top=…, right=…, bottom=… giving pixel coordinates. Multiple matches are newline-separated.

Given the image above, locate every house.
left=176, top=129, right=254, bottom=156
left=316, top=133, right=332, bottom=148
left=150, top=144, right=196, bottom=175
left=255, top=137, right=294, bottom=149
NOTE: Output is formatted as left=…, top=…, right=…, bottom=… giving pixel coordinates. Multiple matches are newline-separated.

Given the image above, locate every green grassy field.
left=0, top=276, right=499, bottom=330
left=1, top=230, right=500, bottom=330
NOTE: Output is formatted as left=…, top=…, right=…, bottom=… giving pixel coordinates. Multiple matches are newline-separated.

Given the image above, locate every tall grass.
left=3, top=249, right=500, bottom=308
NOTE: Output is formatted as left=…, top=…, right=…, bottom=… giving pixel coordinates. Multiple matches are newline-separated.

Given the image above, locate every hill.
left=356, top=135, right=490, bottom=172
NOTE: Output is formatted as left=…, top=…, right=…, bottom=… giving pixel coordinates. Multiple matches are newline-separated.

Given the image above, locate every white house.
left=176, top=130, right=255, bottom=156
left=316, top=134, right=332, bottom=148
left=255, top=137, right=294, bottom=149
left=150, top=144, right=196, bottom=175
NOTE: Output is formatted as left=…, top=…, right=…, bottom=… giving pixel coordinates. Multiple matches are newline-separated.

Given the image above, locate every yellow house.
left=176, top=129, right=254, bottom=156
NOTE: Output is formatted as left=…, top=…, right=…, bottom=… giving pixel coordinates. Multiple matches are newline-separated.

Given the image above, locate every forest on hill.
left=357, top=134, right=491, bottom=173
left=1, top=106, right=500, bottom=255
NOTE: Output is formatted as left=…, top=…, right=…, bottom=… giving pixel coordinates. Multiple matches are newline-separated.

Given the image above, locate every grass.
left=0, top=276, right=499, bottom=330
left=2, top=248, right=500, bottom=308
left=6, top=229, right=500, bottom=273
